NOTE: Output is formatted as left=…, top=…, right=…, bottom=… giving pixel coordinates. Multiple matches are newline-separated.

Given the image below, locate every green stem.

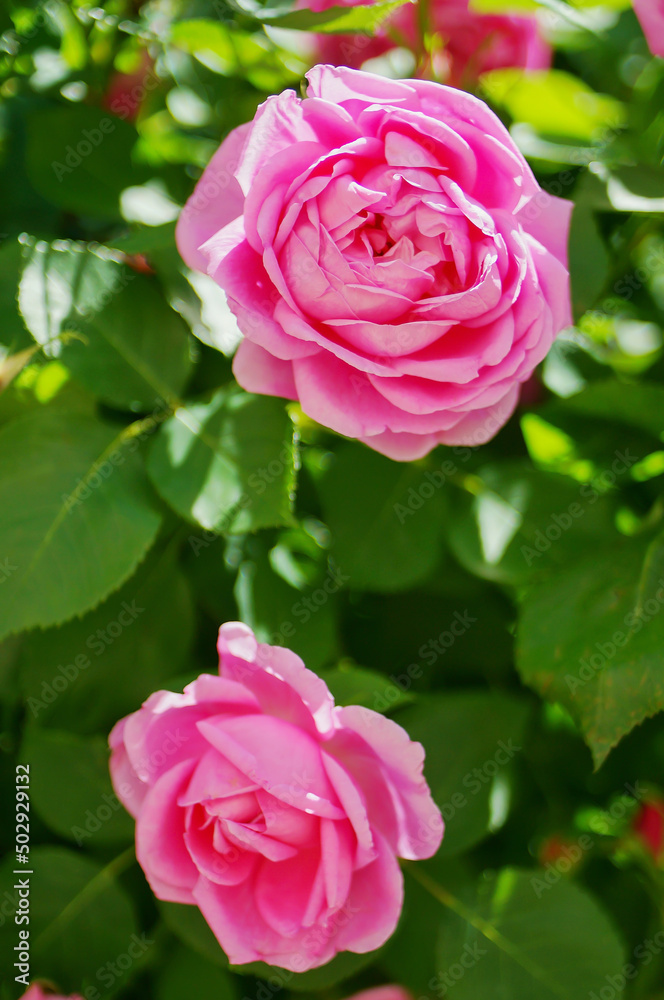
left=34, top=845, right=136, bottom=950
left=403, top=863, right=570, bottom=999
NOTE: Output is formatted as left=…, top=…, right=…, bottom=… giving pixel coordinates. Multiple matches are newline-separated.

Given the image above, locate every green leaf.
left=159, top=901, right=230, bottom=968
left=25, top=105, right=148, bottom=218
left=397, top=691, right=530, bottom=856
left=446, top=462, right=616, bottom=586
left=19, top=554, right=195, bottom=733
left=0, top=409, right=162, bottom=641
left=0, top=239, right=31, bottom=350
left=223, top=0, right=412, bottom=33
left=481, top=69, right=625, bottom=143
left=317, top=443, right=445, bottom=594
left=420, top=867, right=626, bottom=1000
left=579, top=166, right=664, bottom=214
left=147, top=388, right=296, bottom=534
left=19, top=240, right=192, bottom=411
left=156, top=942, right=237, bottom=1000
left=19, top=728, right=134, bottom=844
left=517, top=531, right=664, bottom=768
left=569, top=205, right=610, bottom=319
left=0, top=846, right=138, bottom=992
left=320, top=664, right=416, bottom=712
left=234, top=540, right=339, bottom=672
left=560, top=380, right=664, bottom=441
left=169, top=20, right=236, bottom=62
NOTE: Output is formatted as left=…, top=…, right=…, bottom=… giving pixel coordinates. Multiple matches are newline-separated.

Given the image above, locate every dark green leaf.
left=26, top=105, right=148, bottom=218
left=318, top=444, right=445, bottom=593
left=234, top=540, right=339, bottom=672
left=517, top=531, right=664, bottom=767
left=19, top=728, right=134, bottom=844
left=0, top=847, right=138, bottom=993
left=430, top=867, right=626, bottom=1000
left=446, top=462, right=616, bottom=586
left=397, top=691, right=530, bottom=856
left=0, top=409, right=161, bottom=640
left=569, top=205, right=610, bottom=318
left=320, top=664, right=416, bottom=712
left=19, top=554, right=195, bottom=733
left=156, top=942, right=236, bottom=1000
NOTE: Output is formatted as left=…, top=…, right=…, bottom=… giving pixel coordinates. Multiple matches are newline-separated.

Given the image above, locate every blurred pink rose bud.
left=347, top=988, right=413, bottom=1000
left=633, top=0, right=664, bottom=57
left=306, top=0, right=550, bottom=84
left=102, top=52, right=155, bottom=122
left=632, top=796, right=664, bottom=863
left=109, top=622, right=442, bottom=971
left=20, top=986, right=83, bottom=1000
left=177, top=66, right=571, bottom=460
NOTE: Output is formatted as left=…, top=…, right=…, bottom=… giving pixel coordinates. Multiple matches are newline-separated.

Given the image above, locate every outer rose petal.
left=347, top=989, right=413, bottom=1000
left=633, top=0, right=664, bottom=57
left=333, top=706, right=444, bottom=859
left=218, top=621, right=336, bottom=736
left=20, top=988, right=84, bottom=1000
left=176, top=123, right=250, bottom=272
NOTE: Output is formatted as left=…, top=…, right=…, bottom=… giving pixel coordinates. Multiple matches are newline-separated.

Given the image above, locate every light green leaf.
left=482, top=69, right=624, bottom=142
left=0, top=409, right=161, bottom=640
left=224, top=0, right=412, bottom=33
left=147, top=388, right=297, bottom=534
left=19, top=240, right=192, bottom=411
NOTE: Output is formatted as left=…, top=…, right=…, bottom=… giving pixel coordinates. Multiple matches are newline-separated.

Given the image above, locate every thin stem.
left=34, top=845, right=136, bottom=950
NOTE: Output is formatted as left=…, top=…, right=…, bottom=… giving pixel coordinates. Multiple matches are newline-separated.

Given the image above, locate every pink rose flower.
left=109, top=623, right=442, bottom=971
left=347, top=988, right=412, bottom=1000
left=633, top=0, right=664, bottom=57
left=176, top=66, right=571, bottom=461
left=20, top=987, right=83, bottom=1000
left=313, top=0, right=550, bottom=84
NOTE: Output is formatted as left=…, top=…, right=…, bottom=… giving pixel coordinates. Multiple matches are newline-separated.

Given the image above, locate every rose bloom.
left=348, top=988, right=412, bottom=1000
left=312, top=0, right=550, bottom=86
left=20, top=987, right=82, bottom=1000
left=109, top=623, right=442, bottom=970
left=177, top=66, right=571, bottom=461
left=633, top=0, right=664, bottom=57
